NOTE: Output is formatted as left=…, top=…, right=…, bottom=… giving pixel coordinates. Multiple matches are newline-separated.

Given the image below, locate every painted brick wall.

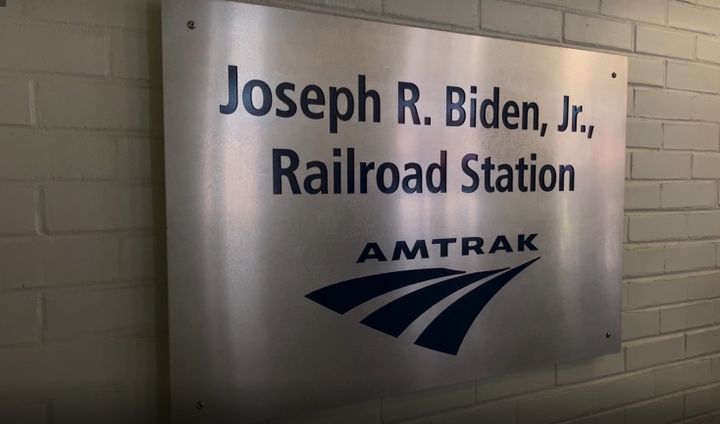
left=1, top=0, right=720, bottom=423
left=0, top=0, right=166, bottom=423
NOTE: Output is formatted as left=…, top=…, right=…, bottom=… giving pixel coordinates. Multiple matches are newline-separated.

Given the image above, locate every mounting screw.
left=605, top=332, right=612, bottom=338
left=195, top=401, right=205, bottom=410
left=187, top=20, right=196, bottom=30
left=611, top=72, right=617, bottom=79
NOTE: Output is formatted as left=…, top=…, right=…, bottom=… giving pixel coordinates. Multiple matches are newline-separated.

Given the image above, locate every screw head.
left=195, top=401, right=205, bottom=410
left=611, top=72, right=617, bottom=78
left=605, top=332, right=612, bottom=338
left=187, top=20, right=196, bottom=30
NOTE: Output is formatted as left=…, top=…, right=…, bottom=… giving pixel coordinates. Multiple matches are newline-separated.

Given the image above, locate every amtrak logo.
left=306, top=257, right=540, bottom=355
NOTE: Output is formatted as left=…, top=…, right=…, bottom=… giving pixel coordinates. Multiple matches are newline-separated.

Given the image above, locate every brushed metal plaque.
left=162, top=1, right=627, bottom=422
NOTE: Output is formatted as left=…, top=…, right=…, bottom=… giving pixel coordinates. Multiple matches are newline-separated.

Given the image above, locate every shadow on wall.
left=146, top=0, right=171, bottom=422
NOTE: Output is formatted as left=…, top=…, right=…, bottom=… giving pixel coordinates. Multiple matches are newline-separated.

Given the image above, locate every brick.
left=0, top=23, right=107, bottom=75
left=37, top=79, right=160, bottom=130
left=44, top=285, right=157, bottom=339
left=0, top=236, right=118, bottom=290
left=481, top=0, right=561, bottom=40
left=624, top=216, right=629, bottom=243
left=557, top=351, right=624, bottom=385
left=717, top=302, right=720, bottom=323
left=0, top=241, right=44, bottom=290
left=686, top=385, right=720, bottom=416
left=667, top=62, right=720, bottom=93
left=632, top=151, right=691, bottom=179
left=476, top=366, right=554, bottom=402
left=111, top=30, right=161, bottom=80
left=44, top=183, right=156, bottom=231
left=27, top=0, right=160, bottom=30
left=665, top=244, right=717, bottom=272
left=656, top=360, right=713, bottom=395
left=567, top=410, right=624, bottom=424
left=8, top=403, right=46, bottom=424
left=687, top=327, right=720, bottom=357
left=627, top=277, right=687, bottom=308
left=623, top=283, right=629, bottom=308
left=517, top=388, right=593, bottom=424
left=625, top=335, right=685, bottom=370
left=591, top=372, right=654, bottom=409
left=51, top=387, right=149, bottom=424
left=326, top=0, right=381, bottom=12
left=399, top=401, right=515, bottom=424
left=42, top=237, right=119, bottom=285
left=0, top=0, right=24, bottom=19
left=699, top=37, right=720, bottom=64
left=626, top=183, right=661, bottom=210
left=624, top=394, right=685, bottom=424
left=382, top=381, right=475, bottom=423
left=623, top=310, right=660, bottom=340
left=0, top=292, right=38, bottom=346
left=626, top=152, right=632, bottom=179
left=694, top=154, right=720, bottom=178
left=669, top=2, right=720, bottom=35
left=601, top=0, right=667, bottom=24
left=276, top=401, right=381, bottom=424
left=692, top=94, right=720, bottom=122
left=636, top=26, right=695, bottom=59
left=0, top=402, right=45, bottom=424
left=530, top=0, right=599, bottom=12
left=664, top=123, right=720, bottom=151
left=714, top=356, right=720, bottom=378
left=628, top=87, right=634, bottom=116
left=661, top=302, right=716, bottom=332
left=564, top=14, right=632, bottom=50
left=0, top=336, right=158, bottom=400
left=623, top=247, right=664, bottom=277
left=689, top=211, right=720, bottom=238
left=0, top=129, right=126, bottom=180
left=627, top=119, right=662, bottom=148
left=0, top=76, right=30, bottom=125
left=687, top=273, right=720, bottom=300
left=119, top=138, right=162, bottom=182
left=628, top=57, right=665, bottom=87
left=628, top=213, right=687, bottom=242
left=700, top=0, right=720, bottom=8
left=384, top=0, right=478, bottom=27
left=121, top=235, right=160, bottom=280
left=683, top=415, right=715, bottom=424
left=662, top=182, right=717, bottom=208
left=635, top=89, right=692, bottom=119
left=0, top=184, right=35, bottom=234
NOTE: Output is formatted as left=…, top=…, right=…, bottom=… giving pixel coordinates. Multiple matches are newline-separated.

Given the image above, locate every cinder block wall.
left=1, top=0, right=720, bottom=423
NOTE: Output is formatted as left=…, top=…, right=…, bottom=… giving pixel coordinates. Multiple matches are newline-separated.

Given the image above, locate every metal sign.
left=162, top=1, right=627, bottom=422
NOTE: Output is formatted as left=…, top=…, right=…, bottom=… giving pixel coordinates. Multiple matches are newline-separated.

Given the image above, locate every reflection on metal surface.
left=162, top=1, right=627, bottom=422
